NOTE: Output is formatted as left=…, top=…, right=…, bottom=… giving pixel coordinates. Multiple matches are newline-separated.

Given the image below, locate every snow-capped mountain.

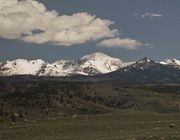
left=72, top=52, right=131, bottom=75
left=96, top=57, right=180, bottom=84
left=0, top=59, right=46, bottom=76
left=0, top=52, right=132, bottom=76
left=126, top=57, right=155, bottom=70
left=160, top=59, right=180, bottom=68
left=123, top=57, right=180, bottom=72
left=1, top=53, right=180, bottom=79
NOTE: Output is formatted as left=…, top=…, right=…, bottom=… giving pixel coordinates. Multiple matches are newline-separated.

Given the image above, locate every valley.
left=0, top=79, right=180, bottom=139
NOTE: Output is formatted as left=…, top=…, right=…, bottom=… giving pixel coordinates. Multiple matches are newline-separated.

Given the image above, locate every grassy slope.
left=0, top=111, right=180, bottom=140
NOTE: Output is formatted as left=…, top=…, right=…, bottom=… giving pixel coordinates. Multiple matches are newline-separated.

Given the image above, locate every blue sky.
left=0, top=0, right=180, bottom=62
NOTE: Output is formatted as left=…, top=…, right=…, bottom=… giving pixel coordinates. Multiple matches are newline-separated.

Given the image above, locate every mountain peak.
left=123, top=57, right=158, bottom=72
left=80, top=52, right=113, bottom=61
left=76, top=52, right=125, bottom=75
left=136, top=57, right=151, bottom=64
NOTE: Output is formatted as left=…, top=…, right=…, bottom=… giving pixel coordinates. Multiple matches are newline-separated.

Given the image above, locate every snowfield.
left=0, top=52, right=179, bottom=77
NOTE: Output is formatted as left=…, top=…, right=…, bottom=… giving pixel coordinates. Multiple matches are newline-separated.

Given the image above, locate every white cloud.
left=141, top=12, right=162, bottom=18
left=0, top=0, right=145, bottom=49
left=0, top=0, right=118, bottom=46
left=97, top=38, right=142, bottom=50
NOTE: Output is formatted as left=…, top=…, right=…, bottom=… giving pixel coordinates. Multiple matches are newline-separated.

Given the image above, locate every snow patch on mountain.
left=0, top=59, right=46, bottom=76
left=160, top=59, right=180, bottom=67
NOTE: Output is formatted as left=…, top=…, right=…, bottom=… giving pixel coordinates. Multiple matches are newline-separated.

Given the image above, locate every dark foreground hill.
left=0, top=79, right=180, bottom=122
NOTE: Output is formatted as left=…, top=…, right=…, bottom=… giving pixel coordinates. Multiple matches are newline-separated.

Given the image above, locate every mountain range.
left=0, top=52, right=133, bottom=76
left=96, top=57, right=180, bottom=83
left=0, top=52, right=180, bottom=83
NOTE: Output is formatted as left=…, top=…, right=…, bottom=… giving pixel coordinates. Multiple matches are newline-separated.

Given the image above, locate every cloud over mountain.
left=0, top=0, right=118, bottom=46
left=97, top=38, right=142, bottom=50
left=0, top=0, right=142, bottom=48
